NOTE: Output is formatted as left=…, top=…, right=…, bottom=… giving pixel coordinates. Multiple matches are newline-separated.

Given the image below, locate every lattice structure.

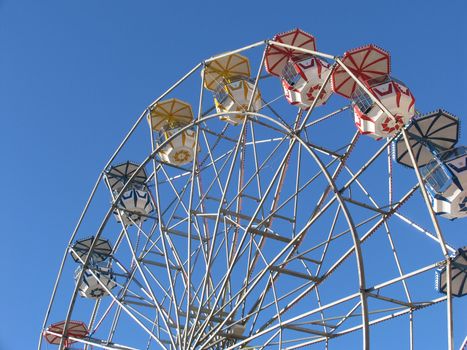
left=41, top=30, right=464, bottom=350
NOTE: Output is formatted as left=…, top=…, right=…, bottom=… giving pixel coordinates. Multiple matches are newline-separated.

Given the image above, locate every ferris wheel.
left=40, top=29, right=466, bottom=350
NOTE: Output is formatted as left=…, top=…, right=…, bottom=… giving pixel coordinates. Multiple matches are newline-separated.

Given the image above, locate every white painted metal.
left=41, top=39, right=461, bottom=350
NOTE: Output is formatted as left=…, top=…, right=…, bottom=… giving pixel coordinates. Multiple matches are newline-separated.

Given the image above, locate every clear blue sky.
left=0, top=0, right=466, bottom=349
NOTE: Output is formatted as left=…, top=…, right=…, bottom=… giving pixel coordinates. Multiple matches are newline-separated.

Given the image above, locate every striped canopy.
left=393, top=110, right=459, bottom=168
left=105, top=161, right=148, bottom=192
left=204, top=53, right=251, bottom=91
left=43, top=320, right=88, bottom=345
left=70, top=236, right=112, bottom=263
left=332, top=44, right=390, bottom=98
left=148, top=98, right=193, bottom=131
left=265, top=28, right=317, bottom=77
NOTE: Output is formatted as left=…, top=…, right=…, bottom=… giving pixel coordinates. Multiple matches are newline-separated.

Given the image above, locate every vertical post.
left=400, top=128, right=453, bottom=350
left=183, top=63, right=205, bottom=349
left=409, top=311, right=414, bottom=350
left=446, top=259, right=454, bottom=349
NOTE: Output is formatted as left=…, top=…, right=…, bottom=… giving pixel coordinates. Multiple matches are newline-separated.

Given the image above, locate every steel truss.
left=40, top=40, right=458, bottom=350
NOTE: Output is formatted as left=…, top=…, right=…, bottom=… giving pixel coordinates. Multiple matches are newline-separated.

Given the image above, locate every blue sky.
left=0, top=0, right=466, bottom=349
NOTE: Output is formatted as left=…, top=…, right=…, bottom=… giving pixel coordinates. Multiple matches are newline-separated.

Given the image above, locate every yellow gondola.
left=148, top=98, right=199, bottom=166
left=204, top=53, right=261, bottom=125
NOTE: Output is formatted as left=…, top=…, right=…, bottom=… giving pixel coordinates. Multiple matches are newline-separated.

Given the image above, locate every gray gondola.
left=75, top=264, right=117, bottom=299
left=394, top=110, right=467, bottom=219
left=70, top=236, right=112, bottom=264
left=104, top=161, right=148, bottom=193
left=105, top=161, right=155, bottom=225
left=436, top=247, right=467, bottom=297
left=114, top=188, right=155, bottom=226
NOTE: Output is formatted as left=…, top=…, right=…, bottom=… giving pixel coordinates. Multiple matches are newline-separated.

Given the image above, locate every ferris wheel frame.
left=39, top=38, right=458, bottom=350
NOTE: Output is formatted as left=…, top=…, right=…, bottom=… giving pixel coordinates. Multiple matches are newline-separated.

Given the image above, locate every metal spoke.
left=42, top=39, right=461, bottom=350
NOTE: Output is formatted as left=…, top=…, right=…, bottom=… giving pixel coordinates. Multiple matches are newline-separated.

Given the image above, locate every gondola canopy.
left=70, top=236, right=112, bottom=263
left=436, top=247, right=467, bottom=297
left=204, top=54, right=251, bottom=91
left=393, top=110, right=460, bottom=168
left=43, top=320, right=88, bottom=346
left=148, top=98, right=194, bottom=132
left=105, top=161, right=148, bottom=193
left=265, top=28, right=317, bottom=77
left=332, top=44, right=390, bottom=98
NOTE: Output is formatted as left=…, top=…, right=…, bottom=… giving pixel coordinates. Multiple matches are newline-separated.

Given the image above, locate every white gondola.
left=148, top=98, right=198, bottom=166
left=214, top=78, right=262, bottom=125
left=158, top=127, right=197, bottom=165
left=351, top=75, right=415, bottom=139
left=420, top=146, right=467, bottom=219
left=75, top=265, right=116, bottom=299
left=205, top=53, right=261, bottom=125
left=281, top=56, right=332, bottom=109
left=331, top=44, right=415, bottom=139
left=105, top=161, right=155, bottom=225
left=264, top=29, right=332, bottom=109
left=394, top=109, right=466, bottom=219
left=114, top=188, right=154, bottom=225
